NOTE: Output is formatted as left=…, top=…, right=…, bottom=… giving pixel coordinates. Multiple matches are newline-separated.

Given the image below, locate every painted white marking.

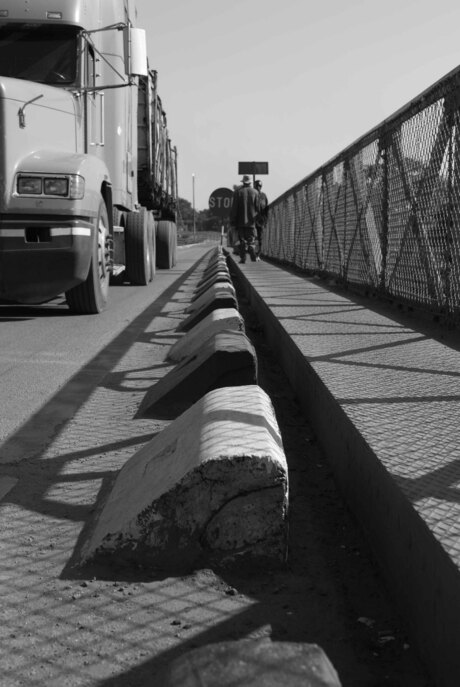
left=0, top=227, right=91, bottom=237
left=71, top=228, right=92, bottom=237
left=0, top=230, right=22, bottom=237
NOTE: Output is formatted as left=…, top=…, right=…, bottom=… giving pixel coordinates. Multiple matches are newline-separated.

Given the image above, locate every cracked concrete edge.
left=81, top=385, right=288, bottom=570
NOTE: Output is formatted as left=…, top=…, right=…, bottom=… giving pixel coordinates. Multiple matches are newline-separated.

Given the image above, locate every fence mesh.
left=264, top=65, right=460, bottom=321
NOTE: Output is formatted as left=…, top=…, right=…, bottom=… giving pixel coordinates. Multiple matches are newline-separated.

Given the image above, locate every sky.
left=135, top=0, right=460, bottom=211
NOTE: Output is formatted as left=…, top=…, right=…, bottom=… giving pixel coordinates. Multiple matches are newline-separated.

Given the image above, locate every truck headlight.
left=17, top=176, right=42, bottom=194
left=44, top=177, right=68, bottom=196
left=16, top=174, right=85, bottom=199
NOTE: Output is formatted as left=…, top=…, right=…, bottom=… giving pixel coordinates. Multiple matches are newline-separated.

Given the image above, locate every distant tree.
left=200, top=209, right=221, bottom=232
left=176, top=197, right=220, bottom=232
left=176, top=197, right=194, bottom=230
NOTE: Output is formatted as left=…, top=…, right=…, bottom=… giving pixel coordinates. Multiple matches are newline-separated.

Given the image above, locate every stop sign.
left=208, top=187, right=233, bottom=218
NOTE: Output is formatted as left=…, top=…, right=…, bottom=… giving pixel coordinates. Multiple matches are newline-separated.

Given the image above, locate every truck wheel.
left=110, top=207, right=126, bottom=284
left=147, top=210, right=156, bottom=281
left=171, top=222, right=177, bottom=267
left=65, top=199, right=110, bottom=314
left=125, top=207, right=151, bottom=285
left=156, top=220, right=177, bottom=269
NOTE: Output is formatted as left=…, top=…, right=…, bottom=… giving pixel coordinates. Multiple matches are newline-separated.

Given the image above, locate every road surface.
left=0, top=242, right=428, bottom=686
left=0, top=243, right=212, bottom=465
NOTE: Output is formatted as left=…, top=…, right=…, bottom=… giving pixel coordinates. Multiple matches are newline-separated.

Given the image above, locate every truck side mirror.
left=123, top=26, right=147, bottom=77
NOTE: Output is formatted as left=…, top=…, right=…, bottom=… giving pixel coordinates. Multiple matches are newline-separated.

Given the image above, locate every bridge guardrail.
left=264, top=64, right=460, bottom=322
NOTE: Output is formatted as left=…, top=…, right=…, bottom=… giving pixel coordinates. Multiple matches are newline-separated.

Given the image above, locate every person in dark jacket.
left=254, top=179, right=268, bottom=260
left=230, top=175, right=260, bottom=263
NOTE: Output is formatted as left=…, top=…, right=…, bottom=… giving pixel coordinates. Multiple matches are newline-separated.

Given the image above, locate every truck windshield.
left=0, top=24, right=78, bottom=85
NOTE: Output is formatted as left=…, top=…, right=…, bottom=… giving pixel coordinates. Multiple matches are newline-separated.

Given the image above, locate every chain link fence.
left=264, top=66, right=460, bottom=321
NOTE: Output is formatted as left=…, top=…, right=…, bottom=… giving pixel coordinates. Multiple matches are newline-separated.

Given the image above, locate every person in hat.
left=230, top=175, right=260, bottom=263
left=254, top=180, right=268, bottom=260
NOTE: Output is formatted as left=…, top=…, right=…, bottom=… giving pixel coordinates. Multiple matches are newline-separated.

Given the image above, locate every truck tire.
left=147, top=210, right=156, bottom=281
left=156, top=220, right=177, bottom=269
left=110, top=207, right=126, bottom=284
left=65, top=199, right=110, bottom=314
left=171, top=222, right=177, bottom=267
left=125, top=207, right=151, bottom=285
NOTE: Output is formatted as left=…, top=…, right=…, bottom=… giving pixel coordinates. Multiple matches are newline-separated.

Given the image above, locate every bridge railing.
left=264, top=65, right=460, bottom=321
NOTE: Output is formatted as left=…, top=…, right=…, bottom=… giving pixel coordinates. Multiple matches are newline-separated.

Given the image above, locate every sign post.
left=208, top=187, right=234, bottom=246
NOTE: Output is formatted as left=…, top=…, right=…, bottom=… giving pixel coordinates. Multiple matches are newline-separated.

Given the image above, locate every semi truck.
left=0, top=0, right=178, bottom=314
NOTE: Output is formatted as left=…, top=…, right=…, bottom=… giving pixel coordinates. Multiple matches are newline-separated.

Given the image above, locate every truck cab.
left=0, top=0, right=177, bottom=313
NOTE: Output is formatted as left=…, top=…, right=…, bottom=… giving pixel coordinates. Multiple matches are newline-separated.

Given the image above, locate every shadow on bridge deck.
left=229, top=251, right=460, bottom=687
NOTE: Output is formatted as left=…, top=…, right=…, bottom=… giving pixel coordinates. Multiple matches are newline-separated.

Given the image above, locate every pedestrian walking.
left=230, top=175, right=260, bottom=263
left=254, top=180, right=268, bottom=260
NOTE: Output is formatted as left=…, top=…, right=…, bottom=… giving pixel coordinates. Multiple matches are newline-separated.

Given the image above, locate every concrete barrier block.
left=194, top=271, right=232, bottom=298
left=168, top=308, right=245, bottom=362
left=179, top=293, right=238, bottom=332
left=207, top=246, right=225, bottom=259
left=185, top=282, right=236, bottom=314
left=82, top=385, right=288, bottom=572
left=207, top=246, right=223, bottom=260
left=205, top=253, right=227, bottom=269
left=196, top=251, right=224, bottom=279
left=137, top=330, right=257, bottom=418
left=201, top=259, right=228, bottom=279
left=202, top=252, right=227, bottom=267
left=193, top=276, right=232, bottom=303
left=195, top=265, right=230, bottom=289
left=156, top=638, right=342, bottom=686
